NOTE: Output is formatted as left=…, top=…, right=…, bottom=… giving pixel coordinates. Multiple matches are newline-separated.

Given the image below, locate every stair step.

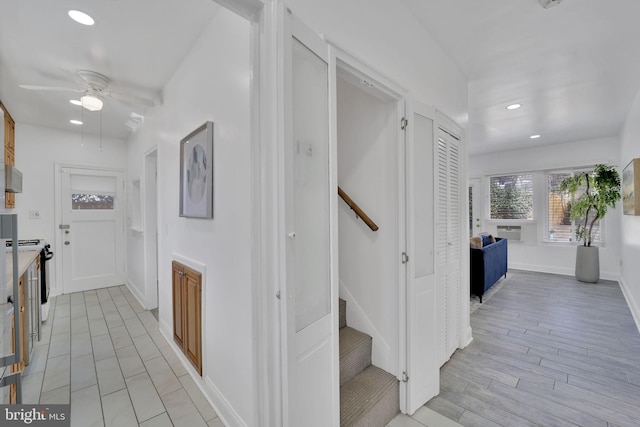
left=340, top=365, right=399, bottom=427
left=339, top=298, right=346, bottom=329
left=339, top=326, right=372, bottom=386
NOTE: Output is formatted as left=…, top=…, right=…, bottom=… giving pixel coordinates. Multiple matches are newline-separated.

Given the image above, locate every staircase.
left=339, top=298, right=399, bottom=426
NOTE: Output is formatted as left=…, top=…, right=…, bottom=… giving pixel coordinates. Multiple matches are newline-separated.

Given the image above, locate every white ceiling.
left=400, top=0, right=640, bottom=155
left=0, top=0, right=219, bottom=139
left=2, top=0, right=640, bottom=155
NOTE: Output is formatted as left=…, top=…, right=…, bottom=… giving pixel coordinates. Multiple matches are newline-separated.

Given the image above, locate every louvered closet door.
left=435, top=128, right=461, bottom=366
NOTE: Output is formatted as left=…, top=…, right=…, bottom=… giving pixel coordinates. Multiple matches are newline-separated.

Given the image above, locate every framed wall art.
left=623, top=158, right=640, bottom=216
left=180, top=121, right=214, bottom=219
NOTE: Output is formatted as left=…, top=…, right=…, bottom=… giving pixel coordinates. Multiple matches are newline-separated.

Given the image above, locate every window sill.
left=486, top=219, right=537, bottom=225
left=543, top=240, right=607, bottom=248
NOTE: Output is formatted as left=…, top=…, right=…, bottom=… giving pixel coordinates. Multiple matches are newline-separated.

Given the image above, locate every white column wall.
left=620, top=89, right=640, bottom=328
left=125, top=8, right=254, bottom=427
left=468, top=137, right=621, bottom=279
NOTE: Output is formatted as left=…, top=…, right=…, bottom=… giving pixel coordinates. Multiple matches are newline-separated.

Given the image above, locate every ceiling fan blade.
left=19, top=84, right=84, bottom=92
left=107, top=91, right=157, bottom=108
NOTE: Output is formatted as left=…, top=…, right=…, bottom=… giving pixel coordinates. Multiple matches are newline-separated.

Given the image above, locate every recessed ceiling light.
left=70, top=120, right=83, bottom=125
left=70, top=99, right=82, bottom=106
left=68, top=10, right=95, bottom=26
left=530, top=134, right=541, bottom=139
left=506, top=103, right=522, bottom=110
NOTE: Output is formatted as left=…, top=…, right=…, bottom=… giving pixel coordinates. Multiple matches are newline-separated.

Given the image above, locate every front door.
left=403, top=100, right=439, bottom=414
left=58, top=166, right=125, bottom=294
left=282, top=12, right=338, bottom=427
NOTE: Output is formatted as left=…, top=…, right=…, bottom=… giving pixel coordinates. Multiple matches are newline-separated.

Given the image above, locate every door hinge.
left=402, top=252, right=409, bottom=264
left=402, top=371, right=409, bottom=383
left=401, top=117, right=408, bottom=130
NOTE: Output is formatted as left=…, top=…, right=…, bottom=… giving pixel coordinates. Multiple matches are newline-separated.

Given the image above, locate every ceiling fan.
left=19, top=70, right=157, bottom=111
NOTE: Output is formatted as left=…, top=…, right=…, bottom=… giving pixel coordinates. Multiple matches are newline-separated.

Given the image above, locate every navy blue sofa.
left=470, top=237, right=507, bottom=303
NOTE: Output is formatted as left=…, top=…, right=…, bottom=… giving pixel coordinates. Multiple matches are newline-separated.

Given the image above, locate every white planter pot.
left=575, top=245, right=599, bottom=283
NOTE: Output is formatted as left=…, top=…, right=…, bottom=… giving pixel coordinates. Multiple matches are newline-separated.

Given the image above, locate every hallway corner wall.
left=125, top=6, right=254, bottom=427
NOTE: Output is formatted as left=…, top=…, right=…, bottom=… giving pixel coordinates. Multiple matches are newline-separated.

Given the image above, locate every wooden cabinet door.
left=4, top=106, right=15, bottom=209
left=172, top=261, right=202, bottom=375
left=184, top=268, right=202, bottom=375
left=172, top=262, right=185, bottom=348
left=9, top=276, right=25, bottom=403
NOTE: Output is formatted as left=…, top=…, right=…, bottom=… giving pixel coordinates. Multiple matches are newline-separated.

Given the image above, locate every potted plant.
left=560, top=164, right=621, bottom=283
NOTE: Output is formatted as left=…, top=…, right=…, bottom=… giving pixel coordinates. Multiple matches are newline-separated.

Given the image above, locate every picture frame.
left=180, top=121, right=214, bottom=219
left=622, top=158, right=640, bottom=216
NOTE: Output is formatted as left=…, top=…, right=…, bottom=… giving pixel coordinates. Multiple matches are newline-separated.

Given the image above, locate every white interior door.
left=59, top=166, right=125, bottom=294
left=436, top=127, right=462, bottom=365
left=282, top=12, right=338, bottom=427
left=403, top=100, right=439, bottom=414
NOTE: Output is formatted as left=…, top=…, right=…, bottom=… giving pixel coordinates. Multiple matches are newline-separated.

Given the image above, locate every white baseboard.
left=158, top=319, right=247, bottom=427
left=462, top=326, right=473, bottom=348
left=203, top=375, right=248, bottom=427
left=125, top=279, right=146, bottom=309
left=618, top=275, right=640, bottom=334
left=509, top=263, right=618, bottom=281
left=339, top=281, right=394, bottom=376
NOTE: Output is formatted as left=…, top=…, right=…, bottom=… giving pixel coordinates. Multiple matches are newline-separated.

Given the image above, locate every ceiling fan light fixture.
left=68, top=10, right=95, bottom=26
left=70, top=99, right=82, bottom=106
left=506, top=103, right=522, bottom=110
left=539, top=0, right=563, bottom=9
left=81, top=94, right=103, bottom=111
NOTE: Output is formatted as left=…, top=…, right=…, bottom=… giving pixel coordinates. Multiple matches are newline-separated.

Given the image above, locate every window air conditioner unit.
left=496, top=225, right=522, bottom=242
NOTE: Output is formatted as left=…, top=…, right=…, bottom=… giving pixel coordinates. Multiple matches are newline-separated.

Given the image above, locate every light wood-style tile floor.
left=427, top=270, right=640, bottom=427
left=22, top=285, right=224, bottom=427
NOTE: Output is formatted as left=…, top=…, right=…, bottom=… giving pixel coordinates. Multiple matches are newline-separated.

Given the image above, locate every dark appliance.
left=40, top=244, right=53, bottom=305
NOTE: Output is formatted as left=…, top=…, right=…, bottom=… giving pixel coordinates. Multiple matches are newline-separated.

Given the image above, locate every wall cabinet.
left=9, top=276, right=24, bottom=403
left=8, top=254, right=41, bottom=403
left=172, top=261, right=202, bottom=375
left=2, top=101, right=16, bottom=209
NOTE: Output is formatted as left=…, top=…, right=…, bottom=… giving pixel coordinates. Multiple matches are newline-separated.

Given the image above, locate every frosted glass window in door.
left=292, top=37, right=330, bottom=332
left=413, top=113, right=435, bottom=278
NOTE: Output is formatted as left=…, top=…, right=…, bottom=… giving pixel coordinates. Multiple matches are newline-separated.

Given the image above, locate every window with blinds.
left=489, top=174, right=534, bottom=220
left=546, top=170, right=600, bottom=242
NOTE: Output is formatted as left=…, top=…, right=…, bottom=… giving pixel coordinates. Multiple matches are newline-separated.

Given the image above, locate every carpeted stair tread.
left=339, top=326, right=372, bottom=386
left=339, top=298, right=347, bottom=329
left=340, top=365, right=399, bottom=427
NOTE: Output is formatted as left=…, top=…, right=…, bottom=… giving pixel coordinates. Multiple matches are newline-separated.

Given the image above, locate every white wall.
left=125, top=7, right=254, bottom=427
left=620, top=89, right=640, bottom=327
left=14, top=123, right=127, bottom=294
left=469, top=137, right=622, bottom=279
left=337, top=77, right=399, bottom=375
left=285, top=0, right=468, bottom=125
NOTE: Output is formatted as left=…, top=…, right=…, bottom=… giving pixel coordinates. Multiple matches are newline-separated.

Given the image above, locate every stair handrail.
left=338, top=186, right=379, bottom=232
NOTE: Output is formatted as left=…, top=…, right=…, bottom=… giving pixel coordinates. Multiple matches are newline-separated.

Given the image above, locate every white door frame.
left=144, top=147, right=159, bottom=310
left=53, top=163, right=126, bottom=295
left=329, top=40, right=405, bottom=375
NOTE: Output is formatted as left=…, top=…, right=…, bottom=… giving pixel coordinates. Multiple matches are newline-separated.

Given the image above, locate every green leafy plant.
left=559, top=164, right=621, bottom=246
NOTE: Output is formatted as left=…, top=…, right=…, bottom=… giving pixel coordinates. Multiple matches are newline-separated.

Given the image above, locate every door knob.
left=64, top=241, right=70, bottom=245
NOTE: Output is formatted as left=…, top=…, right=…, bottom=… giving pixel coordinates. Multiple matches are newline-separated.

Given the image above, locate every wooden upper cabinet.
left=172, top=261, right=202, bottom=375
left=2, top=100, right=16, bottom=209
